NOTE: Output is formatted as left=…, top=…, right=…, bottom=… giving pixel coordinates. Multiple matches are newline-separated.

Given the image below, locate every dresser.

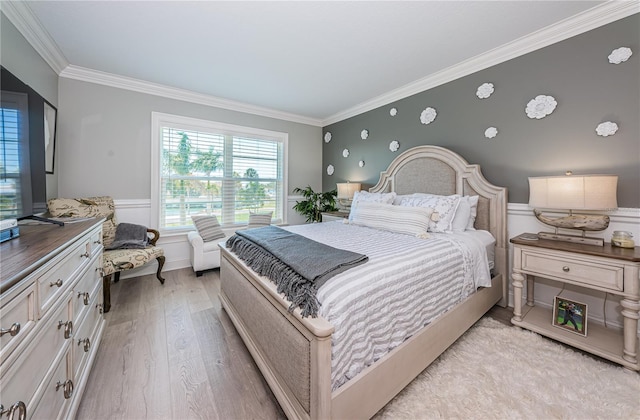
left=1, top=219, right=106, bottom=419
left=511, top=234, right=640, bottom=371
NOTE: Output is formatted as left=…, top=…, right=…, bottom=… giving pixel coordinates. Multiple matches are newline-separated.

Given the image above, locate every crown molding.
left=59, top=65, right=323, bottom=127
left=1, top=1, right=68, bottom=74
left=321, top=1, right=640, bottom=126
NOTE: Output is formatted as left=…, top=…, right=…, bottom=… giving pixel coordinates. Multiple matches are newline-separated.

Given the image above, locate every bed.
left=219, top=145, right=508, bottom=419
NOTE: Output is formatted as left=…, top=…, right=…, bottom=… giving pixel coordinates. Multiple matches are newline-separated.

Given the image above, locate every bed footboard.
left=220, top=247, right=334, bottom=419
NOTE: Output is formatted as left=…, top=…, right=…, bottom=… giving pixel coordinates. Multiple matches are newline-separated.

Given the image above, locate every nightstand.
left=510, top=233, right=640, bottom=371
left=321, top=211, right=349, bottom=222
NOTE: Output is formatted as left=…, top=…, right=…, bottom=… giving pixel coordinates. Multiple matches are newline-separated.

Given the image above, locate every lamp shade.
left=528, top=175, right=618, bottom=210
left=336, top=182, right=361, bottom=200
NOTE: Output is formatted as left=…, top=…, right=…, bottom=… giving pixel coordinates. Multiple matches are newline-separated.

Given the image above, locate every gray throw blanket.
left=226, top=225, right=368, bottom=318
left=106, top=223, right=149, bottom=250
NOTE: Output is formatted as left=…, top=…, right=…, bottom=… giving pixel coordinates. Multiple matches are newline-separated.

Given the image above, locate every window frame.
left=150, top=112, right=288, bottom=234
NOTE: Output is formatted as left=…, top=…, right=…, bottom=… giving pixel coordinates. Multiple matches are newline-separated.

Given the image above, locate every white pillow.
left=349, top=190, right=397, bottom=221
left=192, top=215, right=225, bottom=242
left=350, top=201, right=433, bottom=238
left=398, top=193, right=461, bottom=233
left=451, top=197, right=471, bottom=232
left=464, top=195, right=480, bottom=230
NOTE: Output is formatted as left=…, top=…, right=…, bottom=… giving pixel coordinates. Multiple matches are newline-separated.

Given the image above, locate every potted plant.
left=293, top=186, right=338, bottom=223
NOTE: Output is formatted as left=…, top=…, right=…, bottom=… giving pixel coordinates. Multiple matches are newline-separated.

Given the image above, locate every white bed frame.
left=219, top=145, right=508, bottom=419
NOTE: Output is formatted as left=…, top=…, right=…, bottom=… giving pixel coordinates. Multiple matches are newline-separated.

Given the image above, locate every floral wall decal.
left=420, top=107, right=437, bottom=125
left=389, top=107, right=398, bottom=116
left=358, top=160, right=365, bottom=168
left=342, top=148, right=350, bottom=158
left=484, top=127, right=498, bottom=139
left=525, top=95, right=557, bottom=119
left=361, top=129, right=369, bottom=140
left=324, top=132, right=332, bottom=143
left=326, top=164, right=334, bottom=175
left=476, top=83, right=495, bottom=99
left=389, top=140, right=400, bottom=152
left=608, top=47, right=632, bottom=64
left=596, top=121, right=619, bottom=137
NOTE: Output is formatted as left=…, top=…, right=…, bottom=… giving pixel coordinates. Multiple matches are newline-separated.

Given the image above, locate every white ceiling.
left=11, top=1, right=632, bottom=125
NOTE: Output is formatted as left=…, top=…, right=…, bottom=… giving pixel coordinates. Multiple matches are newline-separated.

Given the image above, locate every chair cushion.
left=102, top=245, right=165, bottom=277
left=247, top=211, right=272, bottom=229
left=191, top=215, right=225, bottom=242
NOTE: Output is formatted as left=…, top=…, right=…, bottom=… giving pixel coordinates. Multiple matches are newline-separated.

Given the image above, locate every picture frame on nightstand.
left=552, top=297, right=587, bottom=337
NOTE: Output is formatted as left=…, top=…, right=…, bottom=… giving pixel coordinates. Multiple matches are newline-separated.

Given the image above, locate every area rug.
left=374, top=317, right=640, bottom=419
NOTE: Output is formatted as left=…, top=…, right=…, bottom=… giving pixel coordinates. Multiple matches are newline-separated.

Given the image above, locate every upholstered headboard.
left=369, top=145, right=508, bottom=304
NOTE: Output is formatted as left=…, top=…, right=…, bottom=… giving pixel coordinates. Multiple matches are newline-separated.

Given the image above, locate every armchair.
left=47, top=196, right=165, bottom=312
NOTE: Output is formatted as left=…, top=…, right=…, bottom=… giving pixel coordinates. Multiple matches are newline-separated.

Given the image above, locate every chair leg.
left=114, top=271, right=121, bottom=283
left=102, top=274, right=112, bottom=313
left=156, top=256, right=165, bottom=284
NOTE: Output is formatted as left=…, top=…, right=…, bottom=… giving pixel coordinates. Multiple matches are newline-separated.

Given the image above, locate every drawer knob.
left=80, top=252, right=90, bottom=259
left=562, top=266, right=570, bottom=272
left=49, top=279, right=63, bottom=288
left=93, top=239, right=102, bottom=245
left=0, top=322, right=21, bottom=337
left=0, top=401, right=27, bottom=420
left=56, top=379, right=74, bottom=399
left=78, top=337, right=91, bottom=352
left=96, top=303, right=104, bottom=314
left=57, top=320, right=73, bottom=339
left=78, top=291, right=90, bottom=306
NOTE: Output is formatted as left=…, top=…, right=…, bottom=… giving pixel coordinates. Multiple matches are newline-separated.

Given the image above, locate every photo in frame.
left=552, top=296, right=587, bottom=336
left=44, top=100, right=57, bottom=174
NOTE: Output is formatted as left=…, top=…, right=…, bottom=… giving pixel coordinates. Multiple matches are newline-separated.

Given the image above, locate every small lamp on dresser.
left=336, top=182, right=361, bottom=211
left=528, top=172, right=618, bottom=246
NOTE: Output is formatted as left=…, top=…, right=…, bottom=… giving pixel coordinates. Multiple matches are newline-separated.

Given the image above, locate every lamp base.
left=537, top=231, right=604, bottom=246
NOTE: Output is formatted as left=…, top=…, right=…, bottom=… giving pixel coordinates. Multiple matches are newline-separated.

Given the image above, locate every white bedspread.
left=284, top=221, right=493, bottom=390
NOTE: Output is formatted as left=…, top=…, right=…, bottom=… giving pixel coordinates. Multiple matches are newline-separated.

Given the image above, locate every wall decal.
left=484, top=127, right=498, bottom=139
left=361, top=129, right=369, bottom=140
left=390, top=107, right=398, bottom=116
left=389, top=140, right=400, bottom=152
left=326, top=164, right=334, bottom=175
left=358, top=160, right=365, bottom=168
left=420, top=107, right=437, bottom=125
left=596, top=121, right=619, bottom=137
left=608, top=47, right=632, bottom=64
left=343, top=149, right=350, bottom=158
left=324, top=132, right=332, bottom=143
left=525, top=95, right=557, bottom=119
left=476, top=83, right=495, bottom=99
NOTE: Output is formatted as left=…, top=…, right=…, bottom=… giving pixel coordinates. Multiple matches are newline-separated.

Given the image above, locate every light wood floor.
left=76, top=268, right=514, bottom=420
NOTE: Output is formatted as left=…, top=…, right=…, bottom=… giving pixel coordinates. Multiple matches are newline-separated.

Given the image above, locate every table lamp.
left=336, top=182, right=361, bottom=211
left=528, top=173, right=618, bottom=246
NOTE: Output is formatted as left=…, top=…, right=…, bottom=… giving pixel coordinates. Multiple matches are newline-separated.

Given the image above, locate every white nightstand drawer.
left=521, top=251, right=624, bottom=291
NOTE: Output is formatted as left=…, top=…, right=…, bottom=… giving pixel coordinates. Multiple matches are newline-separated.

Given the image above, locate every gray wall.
left=58, top=78, right=322, bottom=204
left=1, top=12, right=59, bottom=200
left=323, top=14, right=639, bottom=208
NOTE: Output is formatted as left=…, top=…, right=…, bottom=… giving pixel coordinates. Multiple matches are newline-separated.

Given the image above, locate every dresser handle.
left=0, top=401, right=27, bottom=420
left=49, top=279, right=63, bottom=288
left=93, top=239, right=102, bottom=245
left=57, top=320, right=73, bottom=339
left=96, top=303, right=104, bottom=314
left=0, top=323, right=21, bottom=337
left=80, top=252, right=90, bottom=259
left=56, top=380, right=74, bottom=399
left=78, top=337, right=91, bottom=353
left=78, top=291, right=90, bottom=306
left=562, top=266, right=570, bottom=272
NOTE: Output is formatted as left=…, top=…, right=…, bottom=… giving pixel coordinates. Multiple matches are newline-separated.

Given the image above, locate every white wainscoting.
left=115, top=198, right=639, bottom=332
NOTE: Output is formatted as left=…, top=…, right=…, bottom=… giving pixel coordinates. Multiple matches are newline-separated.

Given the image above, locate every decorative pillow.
left=451, top=195, right=479, bottom=232
left=398, top=193, right=461, bottom=233
left=349, top=190, right=397, bottom=221
left=247, top=211, right=272, bottom=229
left=191, top=215, right=225, bottom=242
left=465, top=195, right=480, bottom=230
left=350, top=202, right=434, bottom=238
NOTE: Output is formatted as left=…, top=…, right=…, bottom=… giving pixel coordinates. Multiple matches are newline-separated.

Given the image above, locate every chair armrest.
left=147, top=228, right=160, bottom=246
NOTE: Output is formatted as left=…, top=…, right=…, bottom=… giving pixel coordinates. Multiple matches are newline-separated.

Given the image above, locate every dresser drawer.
left=89, top=227, right=103, bottom=257
left=521, top=250, right=624, bottom=291
left=37, top=238, right=92, bottom=318
left=0, top=296, right=72, bottom=414
left=30, top=346, right=73, bottom=420
left=73, top=287, right=104, bottom=379
left=72, top=253, right=102, bottom=325
left=0, top=283, right=37, bottom=365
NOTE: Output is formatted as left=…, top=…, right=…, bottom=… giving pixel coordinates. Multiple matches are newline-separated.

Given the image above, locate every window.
left=151, top=113, right=287, bottom=232
left=0, top=91, right=31, bottom=220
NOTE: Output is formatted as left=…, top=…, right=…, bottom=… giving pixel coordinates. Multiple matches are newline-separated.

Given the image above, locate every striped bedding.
left=283, top=220, right=492, bottom=390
